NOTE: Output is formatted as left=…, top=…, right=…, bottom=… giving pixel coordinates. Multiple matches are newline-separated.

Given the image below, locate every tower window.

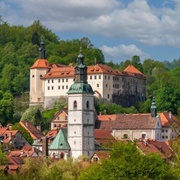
left=86, top=101, right=89, bottom=109
left=73, top=101, right=77, bottom=109
left=32, top=75, right=34, bottom=78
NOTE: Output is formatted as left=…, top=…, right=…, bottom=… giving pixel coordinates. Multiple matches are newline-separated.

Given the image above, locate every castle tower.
left=30, top=40, right=50, bottom=106
left=67, top=52, right=95, bottom=159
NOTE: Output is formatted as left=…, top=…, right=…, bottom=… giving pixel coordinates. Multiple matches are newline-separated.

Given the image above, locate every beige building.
left=30, top=42, right=146, bottom=108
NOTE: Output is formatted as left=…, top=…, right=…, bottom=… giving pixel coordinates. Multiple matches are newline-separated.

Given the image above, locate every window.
left=48, top=86, right=50, bottom=90
left=107, top=94, right=109, bottom=99
left=66, top=85, right=68, bottom=89
left=58, top=86, right=60, bottom=90
left=37, top=98, right=41, bottom=102
left=106, top=84, right=108, bottom=88
left=62, top=86, right=64, bottom=89
left=108, top=76, right=110, bottom=80
left=66, top=79, right=68, bottom=82
left=73, top=101, right=77, bottom=109
left=99, top=75, right=101, bottom=79
left=74, top=141, right=76, bottom=144
left=48, top=80, right=50, bottom=83
left=162, top=136, right=164, bottom=139
left=162, top=129, right=164, bottom=132
left=123, top=134, right=128, bottom=139
left=166, top=130, right=168, bottom=132
left=58, top=79, right=60, bottom=83
left=97, top=84, right=99, bottom=87
left=94, top=75, right=96, bottom=79
left=52, top=86, right=54, bottom=90
left=86, top=101, right=89, bottom=109
left=142, top=133, right=146, bottom=139
left=90, top=76, right=92, bottom=80
left=74, top=119, right=76, bottom=122
left=39, top=75, right=42, bottom=78
left=32, top=75, right=34, bottom=78
left=62, top=79, right=64, bottom=82
left=52, top=80, right=54, bottom=83
left=105, top=76, right=106, bottom=79
left=65, top=116, right=67, bottom=120
left=166, top=136, right=168, bottom=139
left=74, top=131, right=76, bottom=134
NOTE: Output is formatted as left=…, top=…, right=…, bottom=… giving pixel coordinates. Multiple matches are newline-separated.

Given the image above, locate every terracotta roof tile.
left=19, top=121, right=44, bottom=140
left=98, top=114, right=117, bottom=121
left=124, top=65, right=143, bottom=74
left=159, top=111, right=176, bottom=127
left=30, top=59, right=50, bottom=69
left=96, top=114, right=158, bottom=130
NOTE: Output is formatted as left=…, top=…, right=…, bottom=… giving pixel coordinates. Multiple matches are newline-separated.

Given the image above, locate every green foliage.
left=79, top=142, right=176, bottom=180
left=11, top=123, right=33, bottom=145
left=20, top=106, right=42, bottom=126
left=95, top=99, right=138, bottom=115
left=0, top=91, right=14, bottom=125
left=0, top=144, right=8, bottom=165
left=41, top=108, right=57, bottom=132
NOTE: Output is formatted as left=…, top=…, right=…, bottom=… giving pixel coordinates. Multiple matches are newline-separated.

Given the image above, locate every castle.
left=30, top=41, right=146, bottom=109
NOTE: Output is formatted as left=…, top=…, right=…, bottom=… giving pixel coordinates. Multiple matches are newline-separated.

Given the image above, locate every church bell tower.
left=67, top=51, right=95, bottom=159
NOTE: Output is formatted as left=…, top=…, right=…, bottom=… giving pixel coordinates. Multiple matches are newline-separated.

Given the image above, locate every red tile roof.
left=40, top=63, right=145, bottom=79
left=30, top=59, right=50, bottom=69
left=136, top=140, right=172, bottom=159
left=159, top=111, right=176, bottom=127
left=98, top=114, right=117, bottom=121
left=96, top=114, right=158, bottom=130
left=19, top=121, right=44, bottom=140
left=124, top=65, right=143, bottom=75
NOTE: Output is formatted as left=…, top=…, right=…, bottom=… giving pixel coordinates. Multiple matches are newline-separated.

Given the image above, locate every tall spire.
left=39, top=37, right=46, bottom=59
left=151, top=97, right=157, bottom=117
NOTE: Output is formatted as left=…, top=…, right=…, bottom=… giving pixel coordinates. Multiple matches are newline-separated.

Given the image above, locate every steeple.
left=39, top=38, right=46, bottom=59
left=67, top=49, right=94, bottom=94
left=151, top=97, right=157, bottom=117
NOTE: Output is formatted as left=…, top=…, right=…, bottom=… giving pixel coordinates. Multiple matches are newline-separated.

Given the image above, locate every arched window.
left=60, top=152, right=64, bottom=159
left=73, top=101, right=77, bottom=109
left=86, top=101, right=89, bottom=109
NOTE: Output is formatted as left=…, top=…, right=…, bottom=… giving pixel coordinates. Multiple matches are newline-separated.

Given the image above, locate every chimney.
left=36, top=125, right=41, bottom=131
left=9, top=132, right=12, bottom=140
left=169, top=111, right=172, bottom=119
left=42, top=136, right=48, bottom=157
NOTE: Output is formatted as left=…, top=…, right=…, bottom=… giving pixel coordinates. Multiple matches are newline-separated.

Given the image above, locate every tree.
left=79, top=142, right=176, bottom=180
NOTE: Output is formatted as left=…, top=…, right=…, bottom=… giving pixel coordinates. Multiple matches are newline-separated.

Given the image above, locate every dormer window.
left=73, top=101, right=77, bottom=109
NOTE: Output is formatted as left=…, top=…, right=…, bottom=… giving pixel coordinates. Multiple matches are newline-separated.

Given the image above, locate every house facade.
left=30, top=41, right=146, bottom=109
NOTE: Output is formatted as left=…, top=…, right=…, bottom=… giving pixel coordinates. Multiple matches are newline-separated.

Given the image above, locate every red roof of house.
left=159, top=111, right=176, bottom=127
left=136, top=139, right=172, bottom=159
left=3, top=130, right=18, bottom=143
left=96, top=113, right=158, bottom=131
left=124, top=65, right=143, bottom=75
left=30, top=59, right=50, bottom=69
left=94, top=129, right=116, bottom=146
left=98, top=114, right=117, bottom=121
left=19, top=121, right=44, bottom=140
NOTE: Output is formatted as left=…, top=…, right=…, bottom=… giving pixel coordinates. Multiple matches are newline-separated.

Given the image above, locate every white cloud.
left=100, top=44, right=150, bottom=62
left=2, top=0, right=180, bottom=47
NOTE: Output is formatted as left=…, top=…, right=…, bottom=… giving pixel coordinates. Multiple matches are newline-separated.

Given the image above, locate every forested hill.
left=0, top=19, right=180, bottom=117
left=0, top=19, right=105, bottom=94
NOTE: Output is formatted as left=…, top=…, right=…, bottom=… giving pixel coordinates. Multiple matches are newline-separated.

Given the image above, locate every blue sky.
left=1, top=0, right=180, bottom=63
